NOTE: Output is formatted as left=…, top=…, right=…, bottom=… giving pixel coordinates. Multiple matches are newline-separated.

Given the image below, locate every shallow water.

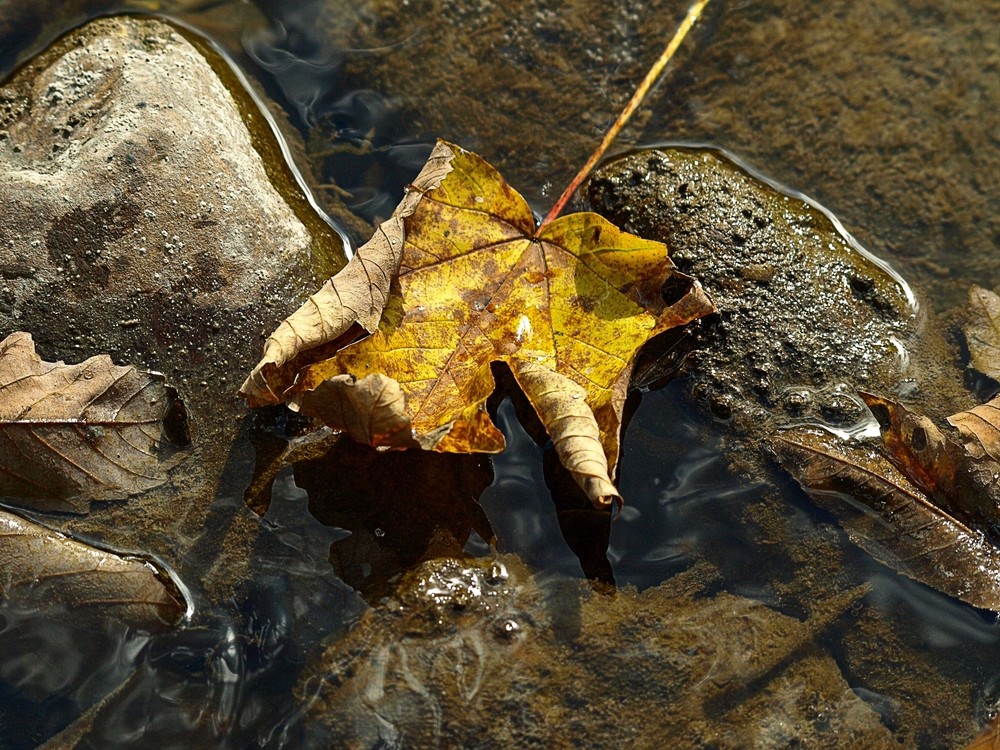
left=1, top=0, right=999, bottom=747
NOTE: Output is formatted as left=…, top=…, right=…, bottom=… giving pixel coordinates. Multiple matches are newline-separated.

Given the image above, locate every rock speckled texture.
left=0, top=15, right=346, bottom=600
left=588, top=147, right=918, bottom=434
left=0, top=15, right=324, bottom=357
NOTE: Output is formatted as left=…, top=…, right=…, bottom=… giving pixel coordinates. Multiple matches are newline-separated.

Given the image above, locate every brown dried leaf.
left=965, top=285, right=1000, bottom=382
left=948, top=397, right=1000, bottom=463
left=772, top=426, right=1000, bottom=610
left=964, top=717, right=1000, bottom=750
left=860, top=392, right=964, bottom=509
left=0, top=332, right=188, bottom=512
left=863, top=392, right=1000, bottom=530
left=0, top=508, right=184, bottom=627
left=238, top=146, right=455, bottom=406
left=294, top=374, right=422, bottom=449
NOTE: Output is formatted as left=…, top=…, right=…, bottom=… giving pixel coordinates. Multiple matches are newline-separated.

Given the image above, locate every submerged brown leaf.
left=965, top=285, right=1000, bottom=382
left=772, top=426, right=1000, bottom=611
left=0, top=508, right=184, bottom=627
left=242, top=140, right=714, bottom=507
left=0, top=332, right=188, bottom=512
left=863, top=392, right=1000, bottom=530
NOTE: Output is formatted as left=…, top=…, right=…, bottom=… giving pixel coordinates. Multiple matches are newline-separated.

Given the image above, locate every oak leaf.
left=241, top=140, right=714, bottom=507
left=0, top=332, right=189, bottom=512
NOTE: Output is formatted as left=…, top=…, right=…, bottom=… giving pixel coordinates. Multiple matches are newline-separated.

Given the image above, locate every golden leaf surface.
left=244, top=140, right=714, bottom=507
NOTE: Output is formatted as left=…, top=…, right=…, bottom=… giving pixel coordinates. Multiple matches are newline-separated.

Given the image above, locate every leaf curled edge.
left=239, top=142, right=457, bottom=406
left=513, top=361, right=621, bottom=508
left=291, top=373, right=421, bottom=449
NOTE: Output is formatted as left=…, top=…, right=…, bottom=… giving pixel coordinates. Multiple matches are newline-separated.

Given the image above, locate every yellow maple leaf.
left=241, top=140, right=714, bottom=507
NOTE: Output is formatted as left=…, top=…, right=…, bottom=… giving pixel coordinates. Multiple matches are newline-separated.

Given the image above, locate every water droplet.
left=486, top=562, right=508, bottom=585
left=572, top=393, right=580, bottom=399
left=493, top=618, right=520, bottom=640
left=374, top=528, right=385, bottom=538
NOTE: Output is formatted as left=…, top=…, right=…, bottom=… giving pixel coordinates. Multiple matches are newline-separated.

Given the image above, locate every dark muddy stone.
left=292, top=555, right=900, bottom=749
left=588, top=147, right=916, bottom=436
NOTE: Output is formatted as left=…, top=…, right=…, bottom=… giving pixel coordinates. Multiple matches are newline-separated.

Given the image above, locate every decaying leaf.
left=772, top=426, right=1000, bottom=611
left=858, top=393, right=969, bottom=519
left=0, top=332, right=189, bottom=513
left=861, top=392, right=1000, bottom=531
left=965, top=285, right=1000, bottom=382
left=242, top=140, right=714, bottom=507
left=0, top=508, right=185, bottom=627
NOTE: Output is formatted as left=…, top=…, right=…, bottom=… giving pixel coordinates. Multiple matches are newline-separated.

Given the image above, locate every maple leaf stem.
left=538, top=0, right=711, bottom=230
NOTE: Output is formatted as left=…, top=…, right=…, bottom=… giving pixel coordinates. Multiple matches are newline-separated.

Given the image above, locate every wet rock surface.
left=292, top=556, right=900, bottom=749
left=0, top=15, right=346, bottom=599
left=0, top=15, right=337, bottom=379
left=587, top=147, right=916, bottom=435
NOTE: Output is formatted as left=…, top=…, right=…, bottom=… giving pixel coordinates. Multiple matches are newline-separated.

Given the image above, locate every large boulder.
left=0, top=15, right=347, bottom=597
left=0, top=15, right=343, bottom=386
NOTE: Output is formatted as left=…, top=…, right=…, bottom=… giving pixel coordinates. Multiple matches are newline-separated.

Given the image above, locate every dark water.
left=2, top=0, right=999, bottom=747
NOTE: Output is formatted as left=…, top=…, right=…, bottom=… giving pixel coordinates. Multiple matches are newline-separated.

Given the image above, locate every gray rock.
left=0, top=16, right=347, bottom=598
left=0, top=16, right=340, bottom=373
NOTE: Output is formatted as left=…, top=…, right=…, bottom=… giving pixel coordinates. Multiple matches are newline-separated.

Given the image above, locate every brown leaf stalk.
left=539, top=0, right=712, bottom=229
